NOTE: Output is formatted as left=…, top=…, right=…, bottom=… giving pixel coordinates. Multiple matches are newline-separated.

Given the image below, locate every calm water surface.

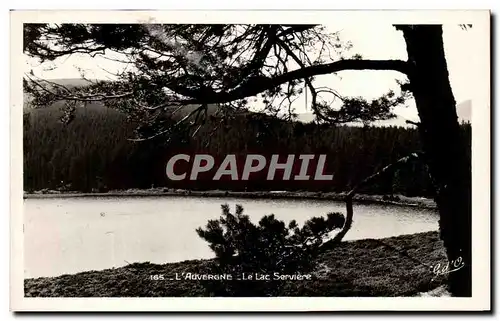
left=24, top=196, right=438, bottom=278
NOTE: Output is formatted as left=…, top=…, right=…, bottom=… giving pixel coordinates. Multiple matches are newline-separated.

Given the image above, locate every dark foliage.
left=196, top=204, right=344, bottom=296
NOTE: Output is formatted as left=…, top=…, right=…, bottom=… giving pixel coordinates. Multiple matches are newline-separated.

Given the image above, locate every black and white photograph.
left=10, top=10, right=491, bottom=311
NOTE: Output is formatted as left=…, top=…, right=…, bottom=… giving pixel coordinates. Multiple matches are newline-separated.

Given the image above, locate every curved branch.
left=30, top=41, right=108, bottom=60
left=329, top=152, right=423, bottom=244
left=25, top=58, right=410, bottom=110
left=211, top=59, right=410, bottom=104
left=132, top=58, right=410, bottom=106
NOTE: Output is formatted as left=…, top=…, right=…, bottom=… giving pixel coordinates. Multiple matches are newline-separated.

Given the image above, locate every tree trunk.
left=399, top=25, right=472, bottom=296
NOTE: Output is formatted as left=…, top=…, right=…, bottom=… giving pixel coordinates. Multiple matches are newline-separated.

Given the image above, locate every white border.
left=10, top=10, right=491, bottom=311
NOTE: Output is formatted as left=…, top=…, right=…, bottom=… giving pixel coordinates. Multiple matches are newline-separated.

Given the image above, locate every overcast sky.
left=25, top=23, right=483, bottom=122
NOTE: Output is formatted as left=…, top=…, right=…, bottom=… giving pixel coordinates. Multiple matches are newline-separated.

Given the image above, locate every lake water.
left=23, top=196, right=439, bottom=278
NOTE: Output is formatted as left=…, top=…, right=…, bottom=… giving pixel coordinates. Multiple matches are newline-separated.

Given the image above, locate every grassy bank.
left=24, top=188, right=436, bottom=209
left=24, top=231, right=447, bottom=297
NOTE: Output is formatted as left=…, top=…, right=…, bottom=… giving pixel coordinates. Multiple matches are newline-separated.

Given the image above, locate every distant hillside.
left=295, top=112, right=416, bottom=128
left=297, top=100, right=473, bottom=127
left=45, top=78, right=97, bottom=88
left=24, top=78, right=473, bottom=127
left=24, top=100, right=125, bottom=120
left=24, top=78, right=100, bottom=111
left=24, top=78, right=227, bottom=119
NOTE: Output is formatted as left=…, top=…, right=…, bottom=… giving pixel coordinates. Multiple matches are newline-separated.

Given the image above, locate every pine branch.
left=212, top=59, right=410, bottom=104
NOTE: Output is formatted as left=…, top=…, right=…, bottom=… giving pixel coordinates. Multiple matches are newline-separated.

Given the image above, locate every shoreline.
left=24, top=231, right=447, bottom=297
left=23, top=188, right=437, bottom=209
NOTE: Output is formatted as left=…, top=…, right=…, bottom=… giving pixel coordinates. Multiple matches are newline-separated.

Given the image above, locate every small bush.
left=196, top=204, right=345, bottom=296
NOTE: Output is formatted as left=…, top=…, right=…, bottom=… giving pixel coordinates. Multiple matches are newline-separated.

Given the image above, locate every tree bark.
left=398, top=25, right=472, bottom=296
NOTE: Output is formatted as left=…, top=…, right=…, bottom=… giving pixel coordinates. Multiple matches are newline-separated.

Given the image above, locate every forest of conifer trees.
left=23, top=103, right=471, bottom=196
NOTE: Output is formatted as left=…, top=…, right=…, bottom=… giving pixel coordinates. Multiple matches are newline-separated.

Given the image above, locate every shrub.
left=196, top=204, right=345, bottom=296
